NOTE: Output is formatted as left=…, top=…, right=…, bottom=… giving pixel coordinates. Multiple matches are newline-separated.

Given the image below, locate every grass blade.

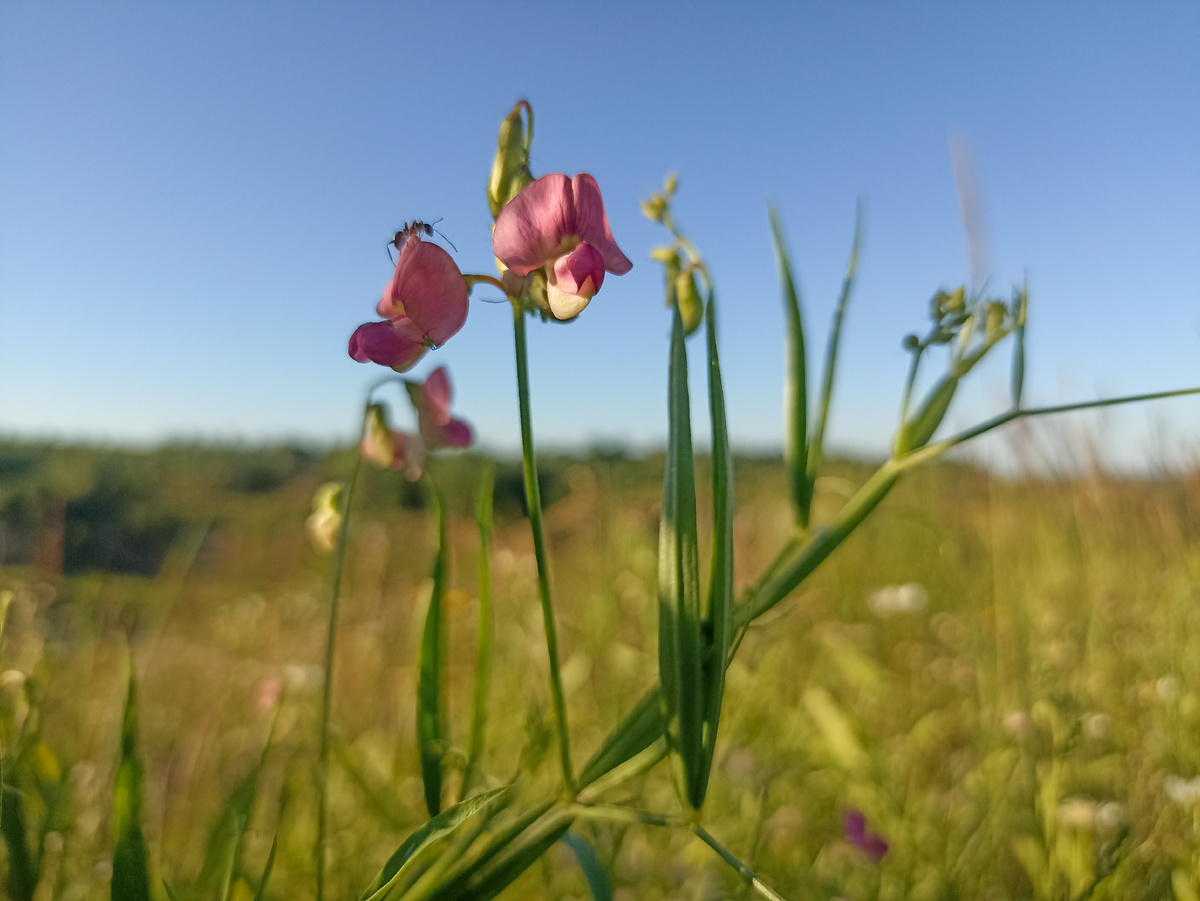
left=463, top=461, right=496, bottom=799
left=356, top=787, right=508, bottom=901
left=112, top=660, right=151, bottom=901
left=768, top=207, right=809, bottom=530
left=807, top=204, right=862, bottom=511
left=561, top=832, right=614, bottom=901
left=694, top=290, right=734, bottom=809
left=252, top=834, right=277, bottom=901
left=417, top=476, right=450, bottom=817
left=578, top=688, right=665, bottom=790
left=658, top=302, right=704, bottom=806
left=196, top=708, right=276, bottom=899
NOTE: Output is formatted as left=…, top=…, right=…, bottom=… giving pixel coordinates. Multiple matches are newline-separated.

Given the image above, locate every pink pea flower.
left=842, top=809, right=888, bottom=861
left=349, top=234, right=469, bottom=371
left=492, top=173, right=632, bottom=320
left=361, top=368, right=472, bottom=480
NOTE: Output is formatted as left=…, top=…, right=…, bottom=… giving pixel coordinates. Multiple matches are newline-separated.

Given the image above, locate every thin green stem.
left=900, top=385, right=1200, bottom=470
left=576, top=738, right=668, bottom=805
left=692, top=825, right=789, bottom=901
left=316, top=420, right=366, bottom=901
left=511, top=304, right=575, bottom=792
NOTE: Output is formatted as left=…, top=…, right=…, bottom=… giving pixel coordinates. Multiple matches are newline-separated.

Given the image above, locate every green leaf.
left=894, top=374, right=958, bottom=455
left=658, top=302, right=705, bottom=808
left=807, top=205, right=862, bottom=516
left=112, top=663, right=151, bottom=901
left=417, top=476, right=450, bottom=817
left=356, top=787, right=508, bottom=901
left=1012, top=283, right=1028, bottom=409
left=768, top=207, right=809, bottom=530
left=578, top=688, right=665, bottom=790
left=2, top=780, right=36, bottom=901
left=463, top=462, right=496, bottom=799
left=692, top=290, right=733, bottom=810
left=252, top=834, right=277, bottom=901
left=163, top=878, right=184, bottom=901
left=561, top=832, right=614, bottom=901
left=196, top=709, right=275, bottom=900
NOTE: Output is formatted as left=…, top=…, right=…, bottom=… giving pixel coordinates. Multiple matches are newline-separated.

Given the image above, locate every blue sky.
left=2, top=2, right=1197, bottom=469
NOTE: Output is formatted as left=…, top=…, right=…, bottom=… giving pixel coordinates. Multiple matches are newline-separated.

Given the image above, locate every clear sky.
left=2, top=2, right=1197, bottom=469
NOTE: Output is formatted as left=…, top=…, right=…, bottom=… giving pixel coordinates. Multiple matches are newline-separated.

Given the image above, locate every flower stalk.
left=511, top=301, right=575, bottom=793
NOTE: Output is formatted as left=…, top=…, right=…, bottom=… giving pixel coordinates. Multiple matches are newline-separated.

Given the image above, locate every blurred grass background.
left=2, top=437, right=1199, bottom=901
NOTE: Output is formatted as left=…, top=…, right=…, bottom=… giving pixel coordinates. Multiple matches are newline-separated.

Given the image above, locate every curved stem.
left=316, top=413, right=367, bottom=901
left=511, top=304, right=575, bottom=792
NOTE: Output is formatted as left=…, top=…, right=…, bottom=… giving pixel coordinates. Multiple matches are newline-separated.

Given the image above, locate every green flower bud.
left=488, top=105, right=531, bottom=218
left=675, top=269, right=703, bottom=336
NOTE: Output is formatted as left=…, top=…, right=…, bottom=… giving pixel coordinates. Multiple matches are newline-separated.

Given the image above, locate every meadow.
left=2, top=437, right=1199, bottom=901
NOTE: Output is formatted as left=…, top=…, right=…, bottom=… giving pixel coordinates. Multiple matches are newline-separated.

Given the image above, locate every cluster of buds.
left=644, top=173, right=706, bottom=335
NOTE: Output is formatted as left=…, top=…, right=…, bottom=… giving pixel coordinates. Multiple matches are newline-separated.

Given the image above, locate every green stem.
left=511, top=304, right=575, bottom=792
left=316, top=418, right=366, bottom=901
left=692, top=825, right=789, bottom=901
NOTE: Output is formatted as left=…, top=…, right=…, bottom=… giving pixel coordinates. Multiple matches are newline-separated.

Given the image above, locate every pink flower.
left=349, top=235, right=469, bottom=371
left=410, top=366, right=473, bottom=450
left=842, top=809, right=888, bottom=861
left=492, top=173, right=632, bottom=320
left=361, top=368, right=472, bottom=480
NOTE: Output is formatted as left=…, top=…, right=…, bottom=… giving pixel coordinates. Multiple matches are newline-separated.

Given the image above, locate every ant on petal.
left=387, top=218, right=457, bottom=262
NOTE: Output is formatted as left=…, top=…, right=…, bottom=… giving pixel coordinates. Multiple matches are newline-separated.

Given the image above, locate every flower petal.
left=492, top=173, right=575, bottom=275
left=551, top=243, right=605, bottom=297
left=421, top=366, right=453, bottom=426
left=545, top=279, right=593, bottom=320
left=348, top=319, right=429, bottom=371
left=570, top=174, right=633, bottom=274
left=377, top=236, right=469, bottom=346
left=441, top=418, right=473, bottom=448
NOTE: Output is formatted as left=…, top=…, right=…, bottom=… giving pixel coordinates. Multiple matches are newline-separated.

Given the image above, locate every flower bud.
left=488, top=105, right=531, bottom=218
left=674, top=269, right=703, bottom=336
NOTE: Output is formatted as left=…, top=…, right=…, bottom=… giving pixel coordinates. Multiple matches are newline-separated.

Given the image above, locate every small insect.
left=387, top=218, right=457, bottom=262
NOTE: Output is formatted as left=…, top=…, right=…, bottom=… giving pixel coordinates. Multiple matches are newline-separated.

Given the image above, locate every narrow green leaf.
left=693, top=290, right=734, bottom=810
left=197, top=705, right=277, bottom=898
left=894, top=374, right=959, bottom=455
left=162, top=878, right=184, bottom=901
left=463, top=462, right=496, bottom=799
left=658, top=302, right=704, bottom=806
left=1011, top=283, right=1028, bottom=409
left=417, top=476, right=450, bottom=817
left=460, top=819, right=572, bottom=901
left=768, top=207, right=809, bottom=530
left=112, top=663, right=151, bottom=901
left=252, top=834, right=277, bottom=901
left=2, top=781, right=36, bottom=901
left=578, top=688, right=665, bottom=790
left=807, top=205, right=862, bottom=516
left=356, top=787, right=508, bottom=901
left=561, top=832, right=614, bottom=901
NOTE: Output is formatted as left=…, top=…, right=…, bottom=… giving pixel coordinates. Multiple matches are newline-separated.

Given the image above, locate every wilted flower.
left=492, top=173, right=632, bottom=320
left=361, top=368, right=472, bottom=480
left=349, top=234, right=469, bottom=371
left=306, top=482, right=344, bottom=552
left=842, top=809, right=888, bottom=861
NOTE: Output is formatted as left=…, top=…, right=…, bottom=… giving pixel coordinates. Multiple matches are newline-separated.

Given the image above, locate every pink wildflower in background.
left=492, top=173, right=632, bottom=320
left=349, top=234, right=469, bottom=371
left=361, top=367, right=472, bottom=480
left=842, top=809, right=888, bottom=861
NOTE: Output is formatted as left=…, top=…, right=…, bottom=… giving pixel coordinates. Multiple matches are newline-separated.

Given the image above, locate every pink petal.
left=377, top=236, right=469, bottom=346
left=441, top=417, right=473, bottom=448
left=492, top=173, right=575, bottom=275
left=348, top=320, right=429, bottom=371
left=551, top=243, right=605, bottom=296
left=422, top=366, right=453, bottom=426
left=570, top=174, right=633, bottom=274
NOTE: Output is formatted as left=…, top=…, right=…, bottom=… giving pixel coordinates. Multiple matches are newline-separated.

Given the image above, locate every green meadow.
left=3, top=439, right=1198, bottom=900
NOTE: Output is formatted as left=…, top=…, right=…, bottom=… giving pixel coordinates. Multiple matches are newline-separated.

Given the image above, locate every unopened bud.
left=488, top=106, right=530, bottom=218
left=641, top=195, right=667, bottom=223
left=361, top=405, right=394, bottom=468
left=675, top=269, right=704, bottom=336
